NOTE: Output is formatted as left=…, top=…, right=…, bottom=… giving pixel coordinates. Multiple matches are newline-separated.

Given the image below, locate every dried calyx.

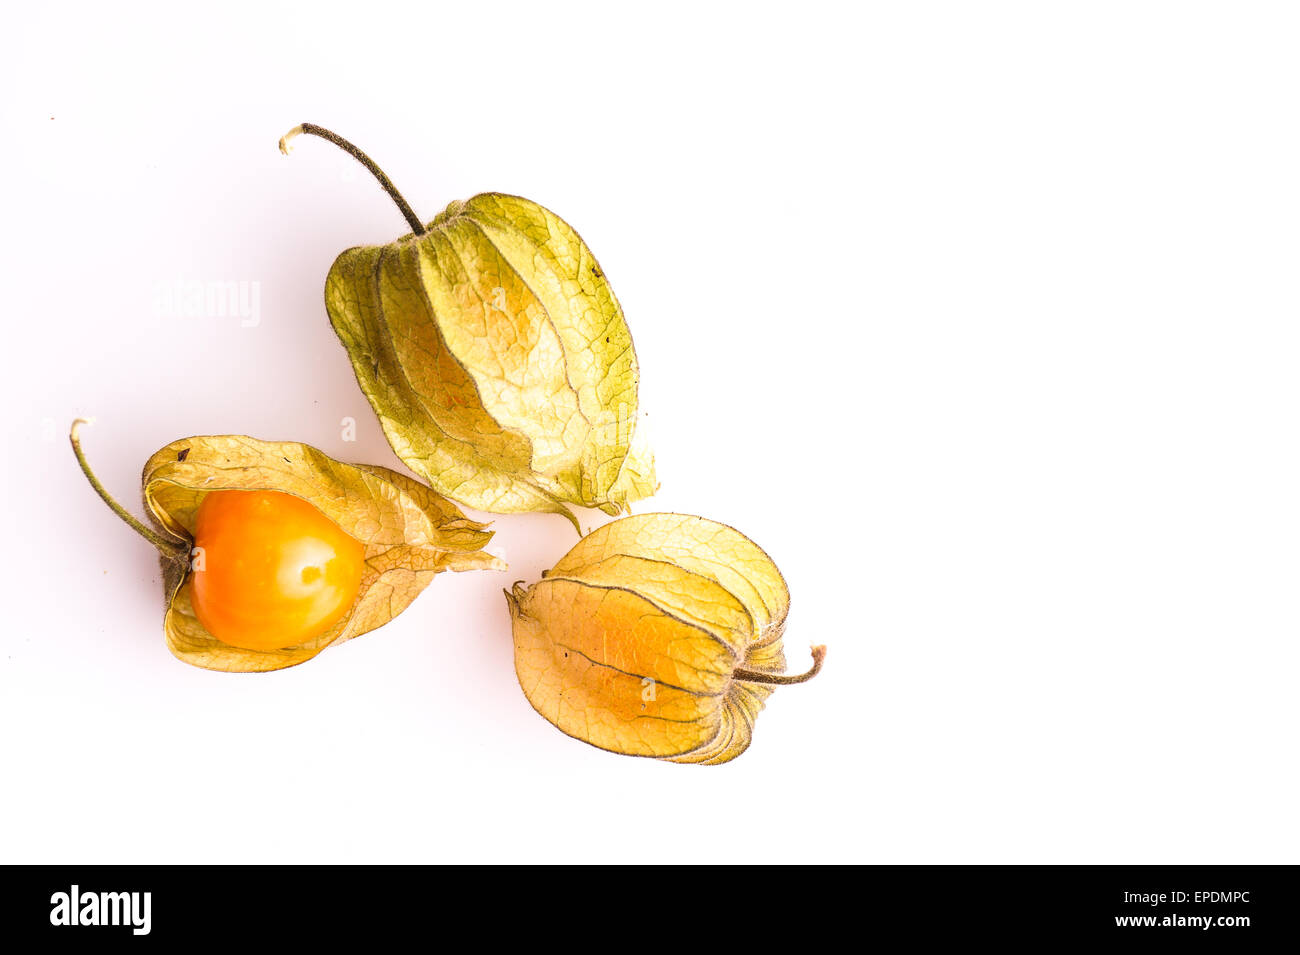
left=71, top=419, right=504, bottom=671
left=506, top=513, right=825, bottom=764
left=282, top=123, right=657, bottom=533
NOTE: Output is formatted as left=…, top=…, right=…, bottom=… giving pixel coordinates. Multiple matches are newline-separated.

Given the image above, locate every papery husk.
left=507, top=514, right=820, bottom=765
left=324, top=193, right=656, bottom=533
left=142, top=435, right=504, bottom=672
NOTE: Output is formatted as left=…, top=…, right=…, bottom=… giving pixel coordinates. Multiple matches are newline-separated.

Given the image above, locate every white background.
left=1, top=1, right=1296, bottom=864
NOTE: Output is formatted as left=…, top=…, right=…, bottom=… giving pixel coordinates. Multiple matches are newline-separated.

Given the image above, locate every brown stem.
left=733, top=644, right=827, bottom=686
left=70, top=419, right=189, bottom=559
left=279, top=123, right=427, bottom=236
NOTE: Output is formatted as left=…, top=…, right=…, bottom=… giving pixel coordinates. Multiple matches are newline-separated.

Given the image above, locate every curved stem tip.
left=70, top=419, right=189, bottom=559
left=733, top=644, right=827, bottom=686
left=279, top=122, right=427, bottom=236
